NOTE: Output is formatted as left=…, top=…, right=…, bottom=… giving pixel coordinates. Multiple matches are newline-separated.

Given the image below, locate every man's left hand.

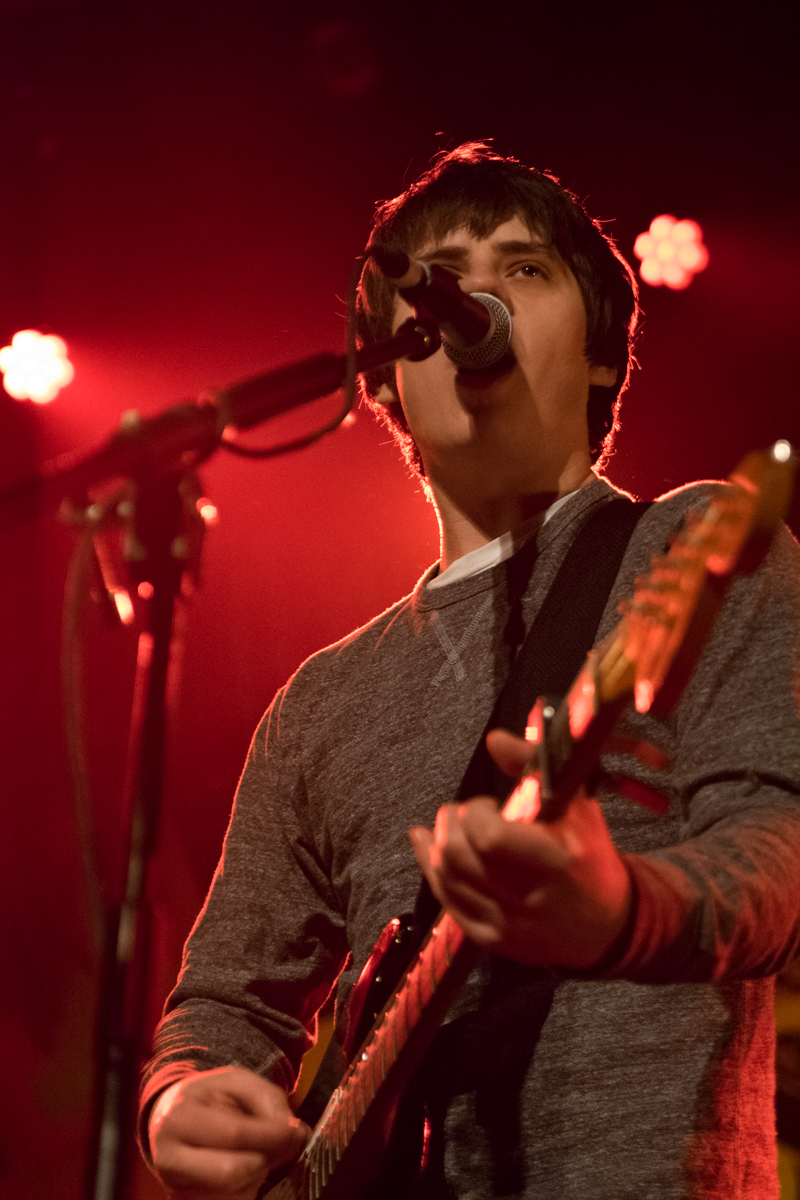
left=410, top=728, right=632, bottom=970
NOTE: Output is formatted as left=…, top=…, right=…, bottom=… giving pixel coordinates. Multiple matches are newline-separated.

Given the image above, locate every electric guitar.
left=265, top=442, right=795, bottom=1200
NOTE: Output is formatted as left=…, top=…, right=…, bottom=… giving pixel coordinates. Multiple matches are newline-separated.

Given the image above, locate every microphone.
left=369, top=247, right=513, bottom=370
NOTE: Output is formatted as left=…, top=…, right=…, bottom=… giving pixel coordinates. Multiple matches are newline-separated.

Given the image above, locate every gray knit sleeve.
left=603, top=524, right=800, bottom=983
left=139, top=682, right=351, bottom=1141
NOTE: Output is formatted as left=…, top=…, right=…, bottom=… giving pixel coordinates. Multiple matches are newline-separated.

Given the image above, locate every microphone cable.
left=218, top=256, right=364, bottom=460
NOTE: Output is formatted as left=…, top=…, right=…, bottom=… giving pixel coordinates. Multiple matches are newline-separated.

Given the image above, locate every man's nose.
left=459, top=271, right=512, bottom=312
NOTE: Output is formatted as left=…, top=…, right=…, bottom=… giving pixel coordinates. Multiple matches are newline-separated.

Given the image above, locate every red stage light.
left=112, top=589, right=135, bottom=626
left=0, top=329, right=74, bottom=402
left=633, top=215, right=709, bottom=290
left=196, top=498, right=219, bottom=525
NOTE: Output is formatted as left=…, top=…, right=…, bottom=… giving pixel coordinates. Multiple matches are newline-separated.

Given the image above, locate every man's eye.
left=516, top=264, right=540, bottom=278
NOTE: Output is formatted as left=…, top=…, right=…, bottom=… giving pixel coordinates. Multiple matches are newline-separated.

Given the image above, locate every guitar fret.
left=305, top=1157, right=313, bottom=1200
left=325, top=1124, right=336, bottom=1167
left=436, top=927, right=446, bottom=977
left=361, top=1046, right=376, bottom=1104
left=350, top=1074, right=361, bottom=1137
left=384, top=1006, right=397, bottom=1071
left=352, top=1069, right=364, bottom=1129
left=370, top=1034, right=384, bottom=1091
left=431, top=924, right=448, bottom=979
left=443, top=915, right=455, bottom=961
left=378, top=1014, right=389, bottom=1078
left=405, top=962, right=421, bottom=1028
left=448, top=915, right=464, bottom=958
left=388, top=993, right=398, bottom=1060
left=440, top=917, right=452, bottom=964
left=431, top=933, right=444, bottom=985
left=395, top=984, right=409, bottom=1047
left=357, top=1052, right=370, bottom=1107
left=419, top=940, right=434, bottom=1005
left=333, top=1101, right=343, bottom=1162
left=411, top=960, right=423, bottom=1019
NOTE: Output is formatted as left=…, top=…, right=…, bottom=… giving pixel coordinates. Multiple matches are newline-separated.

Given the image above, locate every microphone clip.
left=395, top=315, right=442, bottom=363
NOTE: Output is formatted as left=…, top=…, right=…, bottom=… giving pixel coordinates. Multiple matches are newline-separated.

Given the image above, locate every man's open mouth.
left=456, top=350, right=517, bottom=385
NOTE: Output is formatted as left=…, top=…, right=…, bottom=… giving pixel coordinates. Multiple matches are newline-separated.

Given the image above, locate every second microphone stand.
left=71, top=314, right=442, bottom=1200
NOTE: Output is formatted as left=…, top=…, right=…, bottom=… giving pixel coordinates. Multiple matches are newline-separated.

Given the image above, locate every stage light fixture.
left=0, top=329, right=74, bottom=402
left=633, top=216, right=709, bottom=290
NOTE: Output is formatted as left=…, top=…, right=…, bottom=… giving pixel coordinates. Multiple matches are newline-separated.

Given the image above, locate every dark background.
left=0, top=2, right=797, bottom=1197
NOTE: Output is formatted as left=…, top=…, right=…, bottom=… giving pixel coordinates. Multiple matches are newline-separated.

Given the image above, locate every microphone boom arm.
left=1, top=316, right=440, bottom=509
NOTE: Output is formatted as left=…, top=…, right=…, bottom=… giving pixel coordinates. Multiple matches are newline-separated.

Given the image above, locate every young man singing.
left=140, top=144, right=800, bottom=1199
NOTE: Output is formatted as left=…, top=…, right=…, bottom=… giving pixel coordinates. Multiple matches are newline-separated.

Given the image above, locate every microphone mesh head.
left=442, top=293, right=512, bottom=369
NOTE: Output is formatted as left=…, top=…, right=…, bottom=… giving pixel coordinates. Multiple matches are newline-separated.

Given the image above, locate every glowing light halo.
left=196, top=498, right=219, bottom=525
left=633, top=215, right=709, bottom=290
left=0, top=328, right=74, bottom=403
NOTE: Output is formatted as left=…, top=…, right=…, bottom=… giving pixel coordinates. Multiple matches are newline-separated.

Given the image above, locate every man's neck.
left=432, top=458, right=596, bottom=570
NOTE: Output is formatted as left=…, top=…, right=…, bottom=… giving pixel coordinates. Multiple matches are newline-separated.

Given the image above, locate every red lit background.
left=0, top=3, right=798, bottom=1198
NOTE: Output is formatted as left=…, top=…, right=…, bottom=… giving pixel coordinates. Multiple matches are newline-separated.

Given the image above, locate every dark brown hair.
left=356, top=142, right=640, bottom=472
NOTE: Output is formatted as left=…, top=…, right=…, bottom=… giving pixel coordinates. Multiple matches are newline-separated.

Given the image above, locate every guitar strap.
left=457, top=495, right=653, bottom=802
left=295, top=495, right=651, bottom=1128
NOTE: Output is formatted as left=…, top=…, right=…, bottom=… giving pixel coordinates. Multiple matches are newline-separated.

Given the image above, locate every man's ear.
left=588, top=364, right=618, bottom=388
left=375, top=381, right=402, bottom=406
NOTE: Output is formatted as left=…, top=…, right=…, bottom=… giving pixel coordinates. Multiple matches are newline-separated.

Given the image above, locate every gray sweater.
left=142, top=477, right=800, bottom=1199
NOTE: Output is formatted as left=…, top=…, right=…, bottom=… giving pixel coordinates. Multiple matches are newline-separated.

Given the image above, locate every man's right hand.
left=149, top=1065, right=309, bottom=1200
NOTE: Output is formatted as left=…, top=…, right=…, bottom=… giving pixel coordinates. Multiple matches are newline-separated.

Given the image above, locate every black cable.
left=219, top=256, right=364, bottom=460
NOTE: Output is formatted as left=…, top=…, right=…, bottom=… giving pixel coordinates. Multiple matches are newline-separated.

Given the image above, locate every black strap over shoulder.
left=457, top=496, right=652, bottom=804
left=406, top=496, right=653, bottom=943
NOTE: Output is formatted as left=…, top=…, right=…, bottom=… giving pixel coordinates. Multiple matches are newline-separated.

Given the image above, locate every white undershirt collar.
left=427, top=489, right=577, bottom=590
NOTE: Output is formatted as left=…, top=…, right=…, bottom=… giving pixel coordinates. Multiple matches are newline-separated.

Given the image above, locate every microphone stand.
left=0, top=316, right=439, bottom=1200
left=84, top=468, right=190, bottom=1200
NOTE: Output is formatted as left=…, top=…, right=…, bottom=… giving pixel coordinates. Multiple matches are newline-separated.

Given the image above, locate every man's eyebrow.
left=417, top=245, right=469, bottom=265
left=493, top=238, right=558, bottom=259
left=417, top=238, right=559, bottom=264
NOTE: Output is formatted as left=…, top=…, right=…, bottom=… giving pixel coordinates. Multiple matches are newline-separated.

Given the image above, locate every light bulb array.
left=633, top=215, right=709, bottom=290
